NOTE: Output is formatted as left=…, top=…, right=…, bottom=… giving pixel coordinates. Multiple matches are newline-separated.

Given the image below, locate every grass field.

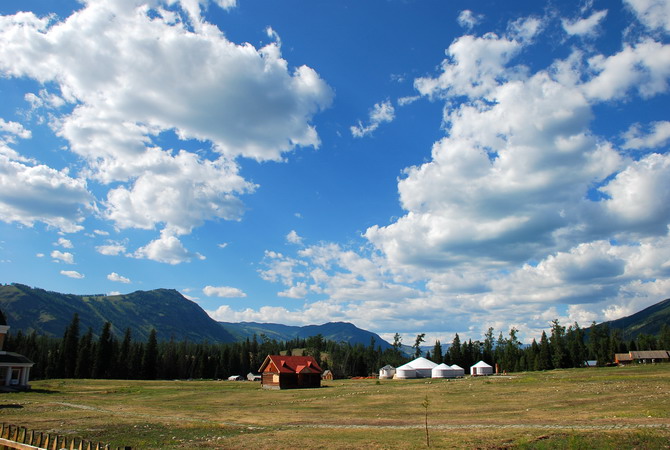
left=1, top=365, right=669, bottom=448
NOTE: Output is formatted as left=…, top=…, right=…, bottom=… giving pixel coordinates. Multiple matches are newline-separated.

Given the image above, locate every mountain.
left=0, top=284, right=393, bottom=349
left=218, top=321, right=393, bottom=350
left=593, top=298, right=670, bottom=339
left=0, top=283, right=236, bottom=343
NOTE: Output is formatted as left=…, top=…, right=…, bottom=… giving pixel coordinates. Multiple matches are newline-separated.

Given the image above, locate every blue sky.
left=1, top=0, right=669, bottom=345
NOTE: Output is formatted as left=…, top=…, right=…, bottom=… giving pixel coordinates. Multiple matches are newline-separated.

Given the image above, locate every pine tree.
left=538, top=331, right=552, bottom=370
left=142, top=329, right=159, bottom=380
left=116, top=328, right=132, bottom=379
left=449, top=334, right=462, bottom=366
left=93, top=322, right=114, bottom=378
left=550, top=319, right=567, bottom=369
left=75, top=327, right=94, bottom=378
left=413, top=333, right=425, bottom=358
left=60, top=313, right=80, bottom=378
left=432, top=340, right=443, bottom=364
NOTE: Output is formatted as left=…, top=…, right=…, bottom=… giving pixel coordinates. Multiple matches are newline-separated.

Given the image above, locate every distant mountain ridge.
left=0, top=284, right=393, bottom=348
left=593, top=298, right=670, bottom=339
left=219, top=321, right=393, bottom=350
left=0, top=283, right=235, bottom=343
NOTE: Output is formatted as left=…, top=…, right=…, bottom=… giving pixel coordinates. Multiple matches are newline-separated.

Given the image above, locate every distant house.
left=616, top=350, right=669, bottom=365
left=247, top=372, right=262, bottom=381
left=258, top=355, right=323, bottom=390
left=228, top=375, right=244, bottom=381
left=378, top=365, right=396, bottom=379
left=395, top=357, right=437, bottom=379
left=321, top=369, right=334, bottom=381
left=470, top=361, right=493, bottom=376
left=0, top=311, right=34, bottom=391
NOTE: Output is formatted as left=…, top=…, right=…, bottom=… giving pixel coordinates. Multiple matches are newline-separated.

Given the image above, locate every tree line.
left=4, top=313, right=670, bottom=380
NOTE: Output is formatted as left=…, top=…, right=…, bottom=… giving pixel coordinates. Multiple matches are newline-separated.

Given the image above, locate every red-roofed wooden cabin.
left=259, top=355, right=323, bottom=390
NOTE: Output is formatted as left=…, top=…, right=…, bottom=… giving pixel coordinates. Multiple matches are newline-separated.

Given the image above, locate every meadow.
left=0, top=365, right=669, bottom=449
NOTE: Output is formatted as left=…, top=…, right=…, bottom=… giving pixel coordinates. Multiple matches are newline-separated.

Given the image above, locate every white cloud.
left=36, top=253, right=44, bottom=258
left=203, top=285, right=247, bottom=298
left=0, top=0, right=333, bottom=254
left=55, top=238, right=73, bottom=249
left=0, top=118, right=31, bottom=141
left=286, top=230, right=303, bottom=245
left=133, top=232, right=205, bottom=265
left=457, top=10, right=483, bottom=30
left=0, top=155, right=94, bottom=233
left=217, top=242, right=228, bottom=249
left=51, top=250, right=75, bottom=264
left=60, top=270, right=84, bottom=279
left=93, top=229, right=109, bottom=236
left=107, top=272, right=131, bottom=283
left=96, top=241, right=126, bottom=256
left=351, top=100, right=395, bottom=138
left=278, top=282, right=308, bottom=298
left=622, top=121, right=670, bottom=149
left=625, top=0, right=670, bottom=33
left=583, top=40, right=670, bottom=101
left=562, top=10, right=608, bottom=37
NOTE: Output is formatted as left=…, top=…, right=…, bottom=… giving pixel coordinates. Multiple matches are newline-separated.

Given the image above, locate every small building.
left=258, top=355, right=323, bottom=390
left=321, top=369, right=334, bottom=381
left=394, top=363, right=416, bottom=379
left=450, top=364, right=465, bottom=377
left=0, top=312, right=34, bottom=391
left=431, top=363, right=454, bottom=378
left=629, top=350, right=669, bottom=364
left=228, top=375, right=244, bottom=381
left=394, top=357, right=437, bottom=379
left=247, top=372, right=262, bottom=381
left=584, top=360, right=599, bottom=367
left=470, top=360, right=493, bottom=376
left=378, top=365, right=396, bottom=379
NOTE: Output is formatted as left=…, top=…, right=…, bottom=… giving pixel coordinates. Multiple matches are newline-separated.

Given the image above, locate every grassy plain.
left=0, top=365, right=669, bottom=448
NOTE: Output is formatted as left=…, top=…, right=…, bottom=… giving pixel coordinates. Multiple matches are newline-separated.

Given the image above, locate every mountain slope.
left=0, top=283, right=235, bottom=343
left=219, top=321, right=393, bottom=349
left=595, top=298, right=670, bottom=338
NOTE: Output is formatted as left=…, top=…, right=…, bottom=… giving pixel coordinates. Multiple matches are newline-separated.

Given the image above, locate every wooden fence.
left=0, top=423, right=130, bottom=450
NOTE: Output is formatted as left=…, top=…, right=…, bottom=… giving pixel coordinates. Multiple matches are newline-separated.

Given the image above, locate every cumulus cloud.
left=51, top=250, right=75, bottom=264
left=203, top=285, right=247, bottom=298
left=0, top=0, right=332, bottom=255
left=133, top=232, right=205, bottom=264
left=286, top=230, right=303, bottom=245
left=96, top=241, right=127, bottom=256
left=622, top=121, right=670, bottom=149
left=0, top=156, right=94, bottom=233
left=625, top=0, right=670, bottom=33
left=107, top=272, right=131, bottom=283
left=457, top=10, right=483, bottom=30
left=60, top=270, right=84, bottom=279
left=350, top=100, right=395, bottom=138
left=55, top=238, right=73, bottom=249
left=562, top=10, right=608, bottom=37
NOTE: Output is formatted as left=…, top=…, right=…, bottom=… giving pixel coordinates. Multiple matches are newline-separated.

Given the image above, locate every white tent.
left=394, top=357, right=437, bottom=379
left=470, top=361, right=493, bottom=376
left=379, top=365, right=396, bottom=379
left=410, top=357, right=438, bottom=378
left=431, top=363, right=453, bottom=378
left=394, top=363, right=416, bottom=379
left=450, top=364, right=465, bottom=377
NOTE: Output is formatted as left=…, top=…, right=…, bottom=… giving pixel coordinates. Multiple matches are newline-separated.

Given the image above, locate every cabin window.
left=273, top=374, right=279, bottom=383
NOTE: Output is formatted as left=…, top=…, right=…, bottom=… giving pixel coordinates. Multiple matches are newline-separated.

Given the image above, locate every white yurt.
left=450, top=364, right=465, bottom=377
left=410, top=357, right=438, bottom=378
left=379, top=365, right=396, bottom=379
left=394, top=362, right=417, bottom=379
left=431, top=363, right=453, bottom=378
left=470, top=360, right=493, bottom=376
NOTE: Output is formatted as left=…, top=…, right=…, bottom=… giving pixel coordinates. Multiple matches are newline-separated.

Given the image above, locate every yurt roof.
left=407, top=357, right=438, bottom=369
left=380, top=365, right=395, bottom=370
left=471, top=360, right=492, bottom=368
left=396, top=363, right=415, bottom=370
left=450, top=364, right=463, bottom=370
left=433, top=363, right=451, bottom=369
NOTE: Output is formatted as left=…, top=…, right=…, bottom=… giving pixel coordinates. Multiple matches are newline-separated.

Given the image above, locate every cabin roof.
left=259, top=355, right=323, bottom=374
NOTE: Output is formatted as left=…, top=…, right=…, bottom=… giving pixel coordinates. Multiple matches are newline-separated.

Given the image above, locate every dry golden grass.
left=0, top=364, right=669, bottom=448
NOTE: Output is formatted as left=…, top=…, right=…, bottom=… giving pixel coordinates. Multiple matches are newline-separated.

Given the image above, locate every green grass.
left=1, top=365, right=669, bottom=448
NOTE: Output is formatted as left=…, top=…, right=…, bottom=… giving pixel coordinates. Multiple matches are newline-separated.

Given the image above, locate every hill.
left=218, top=321, right=393, bottom=350
left=0, top=283, right=236, bottom=343
left=594, top=298, right=670, bottom=339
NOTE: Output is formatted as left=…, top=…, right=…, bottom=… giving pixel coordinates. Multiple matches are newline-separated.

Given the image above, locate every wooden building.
left=259, top=355, right=323, bottom=390
left=615, top=350, right=669, bottom=365
left=0, top=311, right=34, bottom=391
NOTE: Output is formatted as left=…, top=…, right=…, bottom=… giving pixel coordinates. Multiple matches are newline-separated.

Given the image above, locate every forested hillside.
left=0, top=284, right=235, bottom=343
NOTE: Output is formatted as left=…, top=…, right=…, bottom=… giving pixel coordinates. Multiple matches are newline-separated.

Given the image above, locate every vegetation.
left=0, top=365, right=668, bottom=448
